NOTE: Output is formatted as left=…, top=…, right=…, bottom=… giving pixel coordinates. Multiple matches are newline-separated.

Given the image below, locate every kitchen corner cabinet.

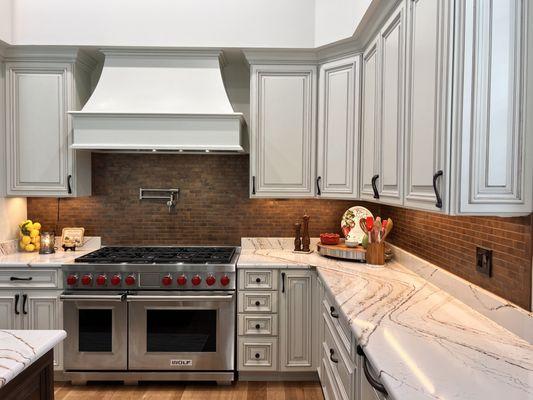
left=360, top=2, right=405, bottom=205
left=451, top=0, right=532, bottom=215
left=316, top=56, right=360, bottom=199
left=403, top=0, right=453, bottom=213
left=249, top=64, right=317, bottom=198
left=4, top=50, right=95, bottom=197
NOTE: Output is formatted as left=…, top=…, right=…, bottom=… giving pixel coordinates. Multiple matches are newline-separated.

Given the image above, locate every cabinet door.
left=279, top=270, right=314, bottom=371
left=317, top=56, right=359, bottom=198
left=379, top=3, right=405, bottom=205
left=404, top=0, right=452, bottom=212
left=23, top=290, right=63, bottom=369
left=360, top=38, right=380, bottom=201
left=0, top=291, right=22, bottom=329
left=5, top=63, right=71, bottom=196
left=453, top=0, right=532, bottom=215
left=250, top=65, right=317, bottom=198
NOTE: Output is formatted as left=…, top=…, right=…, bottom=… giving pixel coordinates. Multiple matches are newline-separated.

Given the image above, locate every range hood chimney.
left=70, top=49, right=246, bottom=153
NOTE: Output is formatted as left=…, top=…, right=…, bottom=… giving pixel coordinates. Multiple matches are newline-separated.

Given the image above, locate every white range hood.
left=70, top=49, right=246, bottom=153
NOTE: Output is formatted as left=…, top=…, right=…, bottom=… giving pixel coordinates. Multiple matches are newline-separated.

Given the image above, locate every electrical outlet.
left=476, top=247, right=492, bottom=277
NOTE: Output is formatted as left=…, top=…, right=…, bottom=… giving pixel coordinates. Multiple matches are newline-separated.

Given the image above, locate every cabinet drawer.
left=323, top=292, right=352, bottom=356
left=238, top=337, right=278, bottom=371
left=321, top=355, right=342, bottom=400
left=0, top=269, right=59, bottom=288
left=239, top=269, right=277, bottom=290
left=324, top=314, right=355, bottom=400
left=238, top=291, right=277, bottom=313
left=238, top=314, right=277, bottom=336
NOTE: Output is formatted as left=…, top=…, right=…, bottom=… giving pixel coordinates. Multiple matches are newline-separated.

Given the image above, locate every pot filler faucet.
left=139, top=188, right=179, bottom=213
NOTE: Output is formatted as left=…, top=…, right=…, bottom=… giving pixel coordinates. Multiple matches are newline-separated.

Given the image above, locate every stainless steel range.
left=60, top=246, right=238, bottom=385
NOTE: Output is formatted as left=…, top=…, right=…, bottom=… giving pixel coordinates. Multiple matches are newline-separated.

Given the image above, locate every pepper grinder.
left=302, top=213, right=310, bottom=252
left=294, top=222, right=302, bottom=251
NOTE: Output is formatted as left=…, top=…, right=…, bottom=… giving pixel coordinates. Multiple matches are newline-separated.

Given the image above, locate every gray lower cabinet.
left=0, top=269, right=63, bottom=370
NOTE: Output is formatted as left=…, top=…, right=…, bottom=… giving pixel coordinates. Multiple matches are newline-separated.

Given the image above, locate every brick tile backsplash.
left=27, top=153, right=532, bottom=310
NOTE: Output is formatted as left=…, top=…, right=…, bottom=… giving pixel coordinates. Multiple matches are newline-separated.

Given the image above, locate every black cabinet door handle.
left=255, top=301, right=261, bottom=306
left=329, top=348, right=338, bottom=363
left=432, top=170, right=443, bottom=208
left=330, top=306, right=339, bottom=318
left=371, top=174, right=380, bottom=199
left=357, top=345, right=388, bottom=395
left=10, top=276, right=33, bottom=281
left=255, top=324, right=261, bottom=330
left=14, top=294, right=20, bottom=315
left=252, top=176, right=256, bottom=195
left=255, top=277, right=261, bottom=283
left=254, top=353, right=260, bottom=359
left=316, top=176, right=321, bottom=196
left=67, top=174, right=72, bottom=194
left=281, top=272, right=286, bottom=293
left=22, top=294, right=28, bottom=315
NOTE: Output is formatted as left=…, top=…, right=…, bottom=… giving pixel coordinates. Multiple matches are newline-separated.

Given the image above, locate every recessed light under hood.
left=69, top=49, right=246, bottom=153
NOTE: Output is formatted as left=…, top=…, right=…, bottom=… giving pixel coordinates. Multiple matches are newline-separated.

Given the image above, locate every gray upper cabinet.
left=403, top=0, right=453, bottom=212
left=249, top=64, right=317, bottom=198
left=360, top=2, right=405, bottom=205
left=316, top=56, right=360, bottom=199
left=4, top=49, right=94, bottom=197
left=451, top=0, right=532, bottom=215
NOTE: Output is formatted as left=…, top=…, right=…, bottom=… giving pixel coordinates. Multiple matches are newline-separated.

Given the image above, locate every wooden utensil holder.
left=366, top=242, right=385, bottom=265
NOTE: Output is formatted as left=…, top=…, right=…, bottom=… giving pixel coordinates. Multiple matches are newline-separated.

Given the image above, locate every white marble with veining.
left=0, top=237, right=101, bottom=268
left=0, top=330, right=66, bottom=388
left=239, top=238, right=533, bottom=400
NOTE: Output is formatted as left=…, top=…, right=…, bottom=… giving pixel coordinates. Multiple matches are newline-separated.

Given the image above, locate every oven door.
left=61, top=292, right=128, bottom=371
left=127, top=291, right=235, bottom=371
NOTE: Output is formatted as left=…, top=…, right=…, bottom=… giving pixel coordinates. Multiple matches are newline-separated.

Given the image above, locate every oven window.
left=146, top=310, right=217, bottom=352
left=78, top=309, right=113, bottom=352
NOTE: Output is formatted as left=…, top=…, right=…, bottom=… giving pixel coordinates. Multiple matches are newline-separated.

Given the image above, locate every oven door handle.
left=59, top=294, right=126, bottom=301
left=126, top=294, right=235, bottom=302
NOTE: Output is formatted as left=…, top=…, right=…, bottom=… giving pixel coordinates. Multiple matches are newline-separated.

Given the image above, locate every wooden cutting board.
left=316, top=241, right=366, bottom=262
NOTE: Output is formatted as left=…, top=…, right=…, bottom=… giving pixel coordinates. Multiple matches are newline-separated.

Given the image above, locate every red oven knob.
left=206, top=275, right=216, bottom=286
left=177, top=275, right=187, bottom=286
left=66, top=274, right=78, bottom=285
left=96, top=274, right=107, bottom=286
left=111, top=275, right=121, bottom=286
left=162, top=275, right=172, bottom=286
left=220, top=275, right=230, bottom=286
left=191, top=275, right=202, bottom=286
left=125, top=275, right=136, bottom=286
left=81, top=274, right=92, bottom=286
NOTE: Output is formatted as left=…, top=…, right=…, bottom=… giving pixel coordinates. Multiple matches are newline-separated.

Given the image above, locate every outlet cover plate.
left=476, top=247, right=492, bottom=277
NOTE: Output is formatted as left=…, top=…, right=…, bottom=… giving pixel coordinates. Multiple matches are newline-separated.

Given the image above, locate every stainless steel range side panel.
left=127, top=291, right=235, bottom=371
left=62, top=291, right=128, bottom=371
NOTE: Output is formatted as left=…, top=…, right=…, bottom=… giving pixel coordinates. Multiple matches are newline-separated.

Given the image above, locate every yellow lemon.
left=22, top=236, right=31, bottom=245
left=25, top=244, right=35, bottom=252
left=34, top=243, right=40, bottom=251
left=19, top=240, right=25, bottom=249
left=31, top=236, right=40, bottom=244
left=30, top=229, right=39, bottom=238
left=33, top=222, right=42, bottom=230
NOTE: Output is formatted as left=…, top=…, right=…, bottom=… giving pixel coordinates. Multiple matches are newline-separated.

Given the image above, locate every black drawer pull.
left=329, top=348, right=338, bottom=364
left=371, top=174, right=380, bottom=199
left=10, top=276, right=33, bottom=281
left=14, top=294, right=20, bottom=315
left=330, top=306, right=339, bottom=318
left=255, top=301, right=261, bottom=306
left=432, top=170, right=444, bottom=208
left=357, top=345, right=388, bottom=395
left=255, top=324, right=261, bottom=330
left=22, top=294, right=28, bottom=315
left=255, top=277, right=261, bottom=283
left=254, top=353, right=260, bottom=359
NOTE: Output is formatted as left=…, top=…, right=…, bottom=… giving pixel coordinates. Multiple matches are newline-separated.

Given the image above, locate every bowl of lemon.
left=19, top=220, right=42, bottom=252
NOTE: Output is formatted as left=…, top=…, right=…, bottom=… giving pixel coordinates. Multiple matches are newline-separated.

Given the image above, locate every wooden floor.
left=54, top=381, right=324, bottom=400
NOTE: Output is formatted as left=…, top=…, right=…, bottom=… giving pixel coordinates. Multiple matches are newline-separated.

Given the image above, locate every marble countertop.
left=239, top=238, right=533, bottom=400
left=0, top=237, right=100, bottom=267
left=0, top=330, right=66, bottom=388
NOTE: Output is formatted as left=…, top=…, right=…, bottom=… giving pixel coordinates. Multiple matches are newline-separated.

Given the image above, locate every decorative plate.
left=341, top=206, right=373, bottom=243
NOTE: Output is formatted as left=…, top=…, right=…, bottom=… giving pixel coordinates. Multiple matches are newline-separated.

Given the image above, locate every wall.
left=26, top=154, right=532, bottom=310
left=10, top=0, right=316, bottom=48
left=0, top=0, right=12, bottom=44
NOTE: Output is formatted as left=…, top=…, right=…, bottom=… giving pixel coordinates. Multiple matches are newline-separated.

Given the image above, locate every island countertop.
left=0, top=330, right=66, bottom=388
left=238, top=238, right=533, bottom=400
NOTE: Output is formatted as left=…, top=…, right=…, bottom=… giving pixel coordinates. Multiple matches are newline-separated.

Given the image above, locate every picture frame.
left=61, top=227, right=85, bottom=247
